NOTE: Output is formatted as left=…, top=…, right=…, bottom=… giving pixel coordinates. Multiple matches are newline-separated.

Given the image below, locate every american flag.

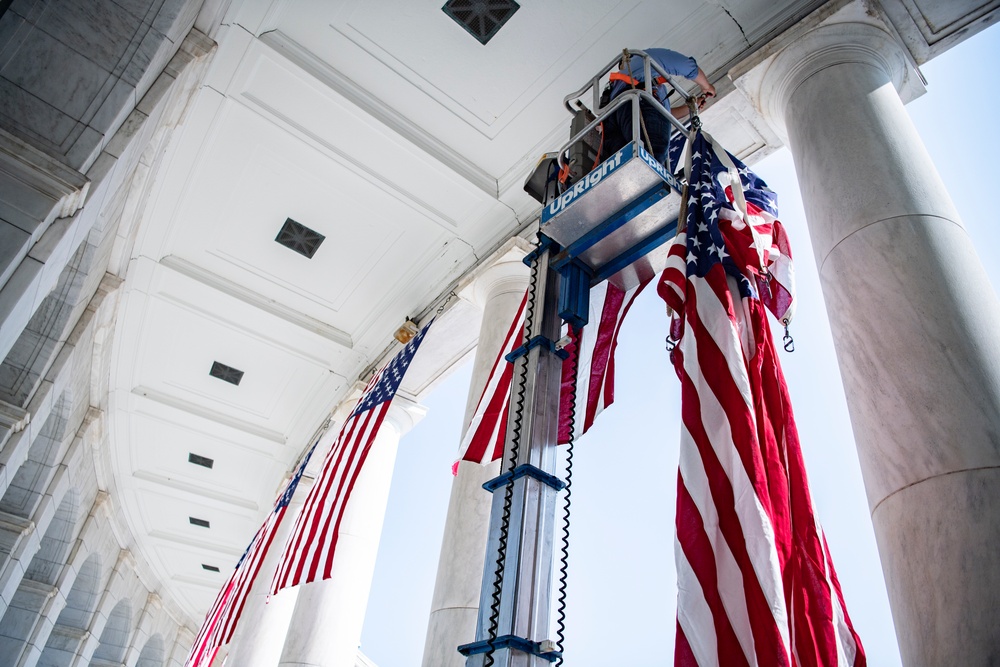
left=557, top=278, right=649, bottom=444
left=456, top=291, right=527, bottom=466
left=658, top=130, right=864, bottom=666
left=270, top=320, right=432, bottom=594
left=185, top=439, right=319, bottom=667
left=456, top=280, right=646, bottom=466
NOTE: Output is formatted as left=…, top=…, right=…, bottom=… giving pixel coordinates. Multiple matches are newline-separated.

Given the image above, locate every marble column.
left=223, top=480, right=305, bottom=667
left=746, top=19, right=1000, bottom=665
left=277, top=398, right=426, bottom=667
left=421, top=251, right=529, bottom=667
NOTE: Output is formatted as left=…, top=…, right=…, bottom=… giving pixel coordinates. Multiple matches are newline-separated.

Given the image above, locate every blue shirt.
left=610, top=48, right=700, bottom=103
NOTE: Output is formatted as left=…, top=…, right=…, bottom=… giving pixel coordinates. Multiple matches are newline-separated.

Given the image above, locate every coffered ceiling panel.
left=125, top=295, right=341, bottom=429
left=258, top=0, right=691, bottom=180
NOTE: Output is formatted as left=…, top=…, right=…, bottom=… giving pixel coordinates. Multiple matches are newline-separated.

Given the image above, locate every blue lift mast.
left=459, top=50, right=700, bottom=666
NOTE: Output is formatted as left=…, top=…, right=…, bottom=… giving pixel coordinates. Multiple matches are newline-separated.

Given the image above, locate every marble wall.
left=0, top=2, right=219, bottom=665
left=0, top=0, right=203, bottom=172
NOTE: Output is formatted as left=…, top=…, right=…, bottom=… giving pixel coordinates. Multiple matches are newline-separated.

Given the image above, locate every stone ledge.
left=0, top=400, right=29, bottom=433
left=0, top=129, right=89, bottom=221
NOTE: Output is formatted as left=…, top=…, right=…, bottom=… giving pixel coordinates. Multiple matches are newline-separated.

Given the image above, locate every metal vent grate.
left=442, top=0, right=519, bottom=45
left=189, top=517, right=210, bottom=528
left=202, top=564, right=220, bottom=572
left=209, top=361, right=243, bottom=386
left=275, top=217, right=325, bottom=259
left=188, top=453, right=214, bottom=469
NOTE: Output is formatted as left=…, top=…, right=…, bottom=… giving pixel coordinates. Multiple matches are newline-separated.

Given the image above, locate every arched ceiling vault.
left=103, top=0, right=990, bottom=620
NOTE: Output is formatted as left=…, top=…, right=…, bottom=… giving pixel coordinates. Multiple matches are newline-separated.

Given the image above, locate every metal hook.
left=782, top=319, right=795, bottom=353
left=436, top=290, right=457, bottom=315
left=665, top=335, right=677, bottom=353
left=690, top=108, right=702, bottom=131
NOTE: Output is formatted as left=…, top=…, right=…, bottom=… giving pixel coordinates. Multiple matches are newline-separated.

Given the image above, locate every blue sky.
left=361, top=22, right=1000, bottom=667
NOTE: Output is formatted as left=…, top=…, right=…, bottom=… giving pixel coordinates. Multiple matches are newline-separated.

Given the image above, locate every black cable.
left=554, top=324, right=580, bottom=664
left=484, top=235, right=542, bottom=666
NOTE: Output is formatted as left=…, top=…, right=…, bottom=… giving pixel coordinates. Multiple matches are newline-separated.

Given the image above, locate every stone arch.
left=36, top=552, right=102, bottom=667
left=0, top=490, right=81, bottom=665
left=24, top=489, right=80, bottom=586
left=136, top=633, right=165, bottom=667
left=0, top=240, right=97, bottom=408
left=0, top=392, right=74, bottom=520
left=89, top=599, right=132, bottom=666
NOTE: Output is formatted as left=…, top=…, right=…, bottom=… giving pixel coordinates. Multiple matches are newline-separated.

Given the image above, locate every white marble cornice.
left=732, top=1, right=926, bottom=142
left=0, top=128, right=90, bottom=220
left=457, top=237, right=532, bottom=310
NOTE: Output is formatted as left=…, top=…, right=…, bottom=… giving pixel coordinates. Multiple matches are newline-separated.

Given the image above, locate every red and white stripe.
left=659, top=224, right=864, bottom=665
left=185, top=582, right=228, bottom=667
left=185, top=466, right=304, bottom=666
left=456, top=291, right=528, bottom=466
left=456, top=279, right=648, bottom=465
left=557, top=278, right=649, bottom=443
left=270, top=370, right=391, bottom=593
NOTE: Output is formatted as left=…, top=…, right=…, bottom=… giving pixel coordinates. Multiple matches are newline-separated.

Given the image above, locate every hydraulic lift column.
left=459, top=242, right=566, bottom=666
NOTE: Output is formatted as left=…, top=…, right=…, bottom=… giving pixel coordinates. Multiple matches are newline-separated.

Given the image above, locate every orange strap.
left=558, top=160, right=572, bottom=184
left=610, top=71, right=666, bottom=86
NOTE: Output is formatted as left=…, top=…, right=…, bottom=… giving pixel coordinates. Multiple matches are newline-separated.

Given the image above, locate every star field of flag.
left=669, top=132, right=779, bottom=217
left=276, top=442, right=314, bottom=508
left=270, top=318, right=434, bottom=595
left=681, top=135, right=756, bottom=298
left=351, top=322, right=430, bottom=417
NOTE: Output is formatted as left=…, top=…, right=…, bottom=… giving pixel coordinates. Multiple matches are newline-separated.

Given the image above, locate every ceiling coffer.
left=442, top=0, right=520, bottom=45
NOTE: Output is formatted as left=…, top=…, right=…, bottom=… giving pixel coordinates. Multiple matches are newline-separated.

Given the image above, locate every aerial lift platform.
left=457, top=50, right=702, bottom=666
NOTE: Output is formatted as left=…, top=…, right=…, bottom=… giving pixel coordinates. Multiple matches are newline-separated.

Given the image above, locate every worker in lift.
left=602, top=48, right=716, bottom=165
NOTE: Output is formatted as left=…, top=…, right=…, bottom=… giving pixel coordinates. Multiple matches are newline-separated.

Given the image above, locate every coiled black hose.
left=484, top=236, right=541, bottom=666
left=554, top=325, right=579, bottom=664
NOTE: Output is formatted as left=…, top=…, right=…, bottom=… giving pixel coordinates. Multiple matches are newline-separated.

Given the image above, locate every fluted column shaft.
left=277, top=400, right=425, bottom=667
left=421, top=254, right=528, bottom=667
left=753, top=20, right=1000, bottom=665
left=222, top=488, right=304, bottom=667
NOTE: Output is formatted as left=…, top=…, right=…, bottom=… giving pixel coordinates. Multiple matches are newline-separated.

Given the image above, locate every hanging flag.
left=270, top=320, right=432, bottom=594
left=659, top=131, right=864, bottom=667
left=456, top=280, right=647, bottom=467
left=456, top=291, right=528, bottom=466
left=185, top=439, right=319, bottom=667
left=557, top=277, right=649, bottom=444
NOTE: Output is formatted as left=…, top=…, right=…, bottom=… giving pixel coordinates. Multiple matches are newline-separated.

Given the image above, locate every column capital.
left=383, top=395, right=428, bottom=437
left=457, top=238, right=531, bottom=310
left=735, top=14, right=921, bottom=142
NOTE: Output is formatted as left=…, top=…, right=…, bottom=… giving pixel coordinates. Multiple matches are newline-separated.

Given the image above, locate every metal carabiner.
left=781, top=319, right=795, bottom=353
